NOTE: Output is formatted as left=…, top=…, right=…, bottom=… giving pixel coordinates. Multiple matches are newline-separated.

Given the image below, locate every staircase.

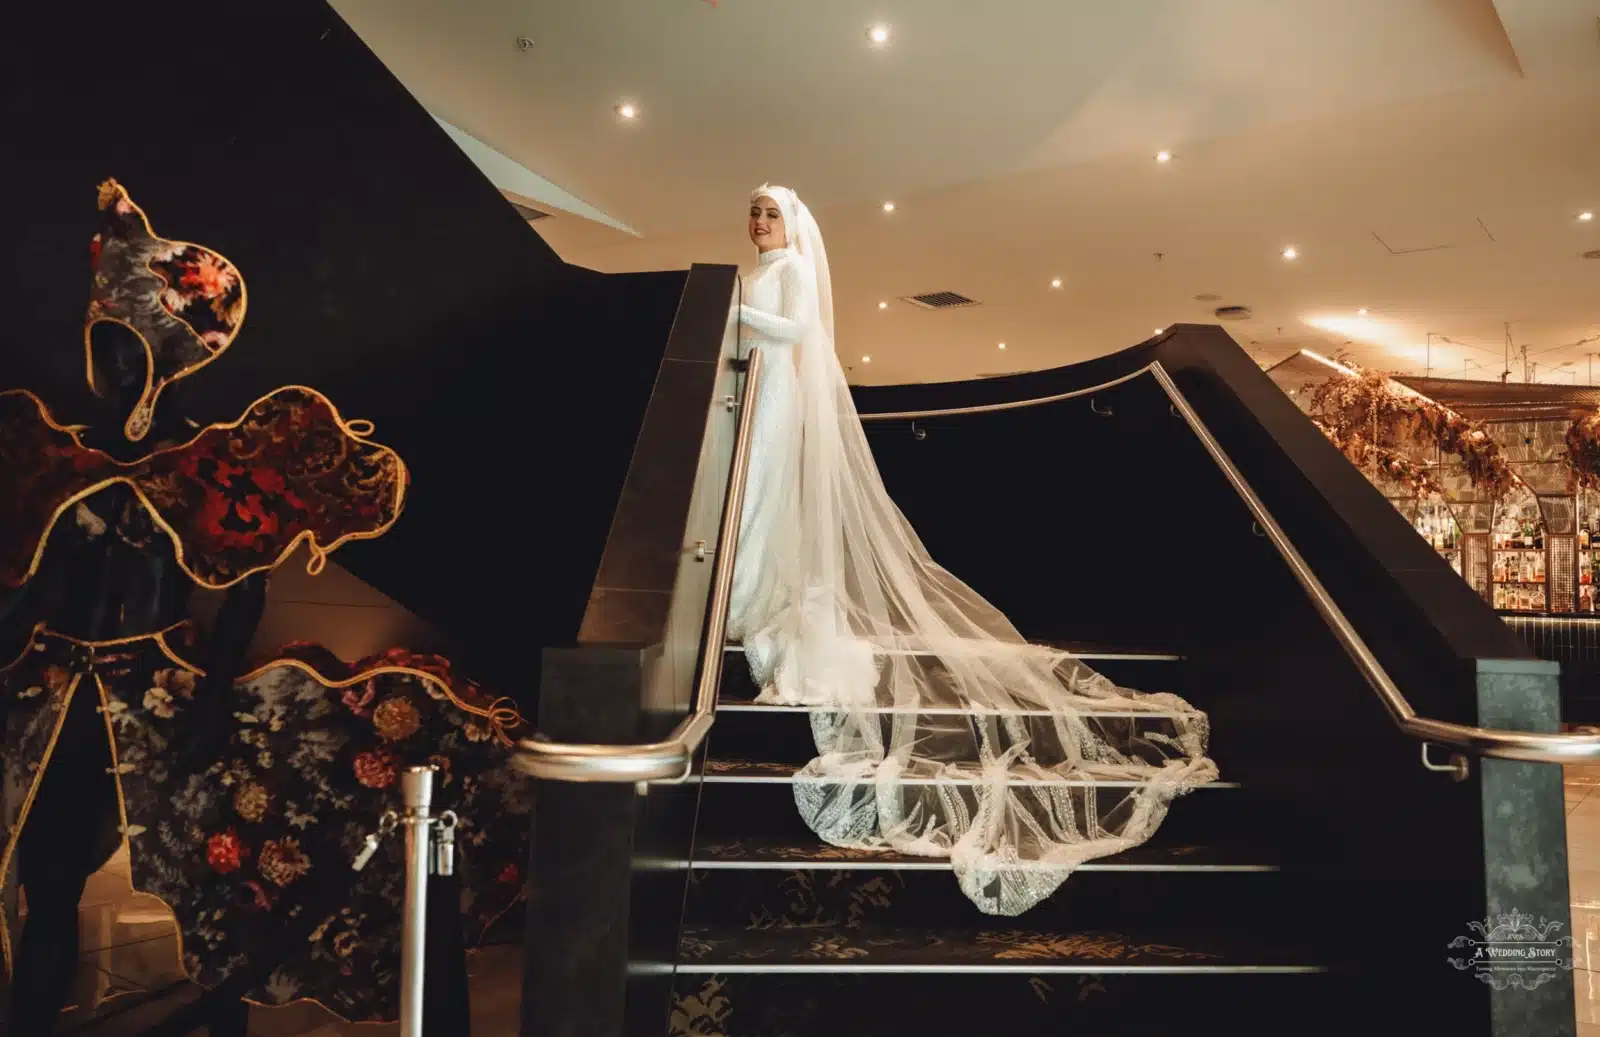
left=667, top=644, right=1331, bottom=1037
left=525, top=329, right=1572, bottom=1037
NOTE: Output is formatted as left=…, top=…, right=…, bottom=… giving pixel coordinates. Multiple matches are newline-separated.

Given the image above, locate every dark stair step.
left=668, top=970, right=1342, bottom=1037
left=681, top=856, right=1301, bottom=935
left=720, top=644, right=1194, bottom=701
left=691, top=832, right=1274, bottom=871
left=700, top=757, right=1237, bottom=788
left=693, top=762, right=1254, bottom=848
left=677, top=920, right=1323, bottom=974
left=710, top=701, right=1218, bottom=771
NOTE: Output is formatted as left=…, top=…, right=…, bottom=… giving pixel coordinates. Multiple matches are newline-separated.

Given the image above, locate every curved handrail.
left=512, top=348, right=764, bottom=783
left=515, top=336, right=1599, bottom=780
left=862, top=359, right=1598, bottom=766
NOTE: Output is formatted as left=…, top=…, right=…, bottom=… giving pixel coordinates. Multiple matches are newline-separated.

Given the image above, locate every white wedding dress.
left=726, top=185, right=1218, bottom=917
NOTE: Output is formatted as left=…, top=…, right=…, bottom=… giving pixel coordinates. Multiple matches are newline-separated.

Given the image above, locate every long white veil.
left=739, top=185, right=1218, bottom=916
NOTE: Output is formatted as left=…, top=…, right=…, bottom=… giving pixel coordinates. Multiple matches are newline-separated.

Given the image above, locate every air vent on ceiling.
left=1584, top=249, right=1600, bottom=261
left=509, top=201, right=551, bottom=222
left=1214, top=305, right=1252, bottom=320
left=902, top=291, right=980, bottom=310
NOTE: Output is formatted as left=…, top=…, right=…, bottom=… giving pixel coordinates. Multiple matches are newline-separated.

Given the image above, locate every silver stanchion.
left=350, top=765, right=461, bottom=1037
left=399, top=765, right=435, bottom=1037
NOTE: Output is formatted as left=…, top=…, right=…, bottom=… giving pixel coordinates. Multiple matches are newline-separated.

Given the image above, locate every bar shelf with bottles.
left=1416, top=491, right=1600, bottom=614
left=1581, top=492, right=1600, bottom=614
left=1492, top=527, right=1547, bottom=612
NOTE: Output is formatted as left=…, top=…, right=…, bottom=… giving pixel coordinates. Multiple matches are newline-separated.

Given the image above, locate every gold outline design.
left=0, top=669, right=89, bottom=979
left=85, top=180, right=250, bottom=444
left=1, top=384, right=409, bottom=591
left=230, top=658, right=522, bottom=743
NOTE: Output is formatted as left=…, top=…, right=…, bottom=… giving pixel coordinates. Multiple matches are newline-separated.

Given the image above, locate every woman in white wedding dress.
left=726, top=184, right=1219, bottom=916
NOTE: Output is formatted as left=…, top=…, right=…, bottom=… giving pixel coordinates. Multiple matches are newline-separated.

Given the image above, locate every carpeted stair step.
left=667, top=969, right=1340, bottom=1037
left=692, top=759, right=1256, bottom=850
left=679, top=863, right=1303, bottom=935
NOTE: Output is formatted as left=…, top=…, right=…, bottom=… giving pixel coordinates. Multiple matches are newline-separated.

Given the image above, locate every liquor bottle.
left=1535, top=526, right=1545, bottom=551
left=1582, top=524, right=1592, bottom=550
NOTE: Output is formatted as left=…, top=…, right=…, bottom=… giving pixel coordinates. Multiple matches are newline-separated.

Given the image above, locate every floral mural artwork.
left=0, top=385, right=407, bottom=590
left=1307, top=365, right=1514, bottom=501
left=0, top=625, right=532, bottom=1022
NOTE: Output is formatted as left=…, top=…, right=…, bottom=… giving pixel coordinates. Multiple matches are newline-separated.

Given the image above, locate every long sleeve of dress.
left=739, top=259, right=815, bottom=347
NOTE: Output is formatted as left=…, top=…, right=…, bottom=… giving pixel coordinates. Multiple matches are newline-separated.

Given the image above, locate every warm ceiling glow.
left=1281, top=246, right=1299, bottom=260
left=1357, top=308, right=1368, bottom=316
left=1050, top=278, right=1063, bottom=289
left=867, top=25, right=890, bottom=45
left=1300, top=348, right=1362, bottom=378
left=882, top=201, right=896, bottom=213
left=1302, top=315, right=1434, bottom=367
left=878, top=301, right=888, bottom=310
left=615, top=102, right=638, bottom=119
left=1581, top=211, right=1596, bottom=222
left=1155, top=150, right=1172, bottom=163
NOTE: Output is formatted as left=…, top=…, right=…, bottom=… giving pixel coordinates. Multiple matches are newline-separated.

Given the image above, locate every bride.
left=725, top=184, right=1219, bottom=917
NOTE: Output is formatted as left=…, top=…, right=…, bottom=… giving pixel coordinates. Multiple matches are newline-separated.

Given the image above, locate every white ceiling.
left=332, top=0, right=1600, bottom=386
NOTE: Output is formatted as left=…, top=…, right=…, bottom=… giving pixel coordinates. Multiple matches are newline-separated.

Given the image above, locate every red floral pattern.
left=208, top=829, right=247, bottom=875
left=0, top=630, right=531, bottom=1023
left=0, top=387, right=405, bottom=589
left=87, top=180, right=247, bottom=442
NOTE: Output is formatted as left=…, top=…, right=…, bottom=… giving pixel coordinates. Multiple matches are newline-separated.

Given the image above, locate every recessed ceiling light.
left=997, top=342, right=1007, bottom=350
left=1281, top=246, right=1299, bottom=260
left=1155, top=150, right=1172, bottom=163
left=861, top=355, right=872, bottom=363
left=882, top=201, right=896, bottom=213
left=878, top=301, right=888, bottom=310
left=1357, top=308, right=1368, bottom=316
left=867, top=24, right=890, bottom=45
left=615, top=102, right=638, bottom=119
left=1154, top=328, right=1164, bottom=335
left=1581, top=211, right=1596, bottom=222
left=1050, top=278, right=1063, bottom=289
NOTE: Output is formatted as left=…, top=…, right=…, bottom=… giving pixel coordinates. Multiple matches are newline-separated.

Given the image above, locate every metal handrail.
left=515, top=340, right=1599, bottom=780
left=513, top=349, right=764, bottom=783
left=861, top=359, right=1596, bottom=767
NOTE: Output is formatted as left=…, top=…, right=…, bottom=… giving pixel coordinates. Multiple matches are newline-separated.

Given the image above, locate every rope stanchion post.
left=400, top=765, right=436, bottom=1037
left=350, top=766, right=466, bottom=1035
